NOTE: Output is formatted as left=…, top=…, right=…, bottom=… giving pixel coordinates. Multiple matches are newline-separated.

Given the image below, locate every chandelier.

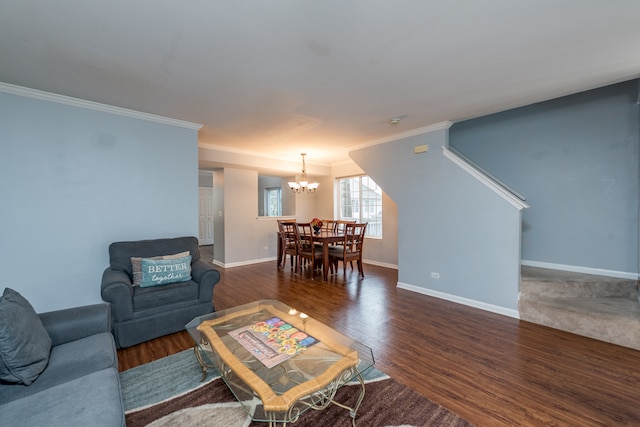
left=288, top=153, right=319, bottom=193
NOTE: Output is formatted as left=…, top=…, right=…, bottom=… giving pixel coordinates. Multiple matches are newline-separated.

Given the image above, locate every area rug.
left=120, top=349, right=472, bottom=427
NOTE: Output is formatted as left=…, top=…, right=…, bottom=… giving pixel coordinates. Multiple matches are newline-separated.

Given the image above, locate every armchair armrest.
left=39, top=303, right=111, bottom=347
left=191, top=260, right=221, bottom=304
left=101, top=268, right=134, bottom=322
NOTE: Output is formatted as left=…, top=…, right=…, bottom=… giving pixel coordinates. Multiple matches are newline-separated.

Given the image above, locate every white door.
left=198, top=187, right=214, bottom=245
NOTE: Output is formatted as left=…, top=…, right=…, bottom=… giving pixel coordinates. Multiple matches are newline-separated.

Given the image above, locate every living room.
left=2, top=2, right=640, bottom=426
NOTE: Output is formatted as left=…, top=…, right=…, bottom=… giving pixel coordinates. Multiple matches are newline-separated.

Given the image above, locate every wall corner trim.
left=0, top=82, right=203, bottom=130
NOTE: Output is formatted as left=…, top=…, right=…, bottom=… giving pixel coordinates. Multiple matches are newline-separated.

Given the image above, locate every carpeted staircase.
left=519, top=266, right=640, bottom=350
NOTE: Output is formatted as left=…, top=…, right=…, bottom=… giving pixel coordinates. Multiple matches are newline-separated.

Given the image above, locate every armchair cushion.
left=133, top=280, right=200, bottom=311
left=131, top=251, right=190, bottom=286
left=140, top=254, right=192, bottom=287
left=0, top=288, right=52, bottom=385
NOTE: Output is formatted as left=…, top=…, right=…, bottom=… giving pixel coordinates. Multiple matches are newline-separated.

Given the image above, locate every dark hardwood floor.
left=118, top=250, right=640, bottom=426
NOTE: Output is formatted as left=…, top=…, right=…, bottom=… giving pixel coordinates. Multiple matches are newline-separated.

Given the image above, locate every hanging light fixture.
left=288, top=153, right=319, bottom=193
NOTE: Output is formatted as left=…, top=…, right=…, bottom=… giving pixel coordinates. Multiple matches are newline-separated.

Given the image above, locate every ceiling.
left=1, top=1, right=639, bottom=166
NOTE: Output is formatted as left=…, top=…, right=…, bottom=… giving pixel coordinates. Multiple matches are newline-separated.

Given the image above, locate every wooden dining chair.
left=329, top=222, right=368, bottom=278
left=321, top=219, right=337, bottom=232
left=332, top=219, right=357, bottom=256
left=277, top=220, right=298, bottom=271
left=294, top=222, right=323, bottom=276
left=335, top=219, right=356, bottom=233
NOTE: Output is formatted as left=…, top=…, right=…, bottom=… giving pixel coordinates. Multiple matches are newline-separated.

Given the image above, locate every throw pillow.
left=131, top=251, right=190, bottom=286
left=140, top=255, right=192, bottom=287
left=0, top=288, right=52, bottom=385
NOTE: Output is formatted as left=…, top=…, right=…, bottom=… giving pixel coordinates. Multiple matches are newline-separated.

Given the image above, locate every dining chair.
left=332, top=219, right=357, bottom=258
left=329, top=222, right=368, bottom=278
left=335, top=219, right=356, bottom=233
left=321, top=219, right=337, bottom=232
left=294, top=222, right=323, bottom=276
left=277, top=220, right=298, bottom=271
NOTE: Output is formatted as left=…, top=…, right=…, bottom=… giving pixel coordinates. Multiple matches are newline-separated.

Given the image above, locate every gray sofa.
left=101, top=236, right=221, bottom=348
left=0, top=300, right=124, bottom=427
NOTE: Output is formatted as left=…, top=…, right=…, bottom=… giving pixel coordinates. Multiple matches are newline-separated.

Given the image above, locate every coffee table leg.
left=193, top=345, right=214, bottom=382
left=286, top=370, right=366, bottom=426
left=349, top=372, right=366, bottom=422
left=267, top=413, right=280, bottom=427
left=329, top=372, right=365, bottom=426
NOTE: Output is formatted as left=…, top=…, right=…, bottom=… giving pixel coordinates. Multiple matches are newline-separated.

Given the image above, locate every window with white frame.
left=336, top=175, right=382, bottom=237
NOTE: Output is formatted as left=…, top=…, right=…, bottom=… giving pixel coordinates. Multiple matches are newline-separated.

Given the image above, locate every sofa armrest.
left=191, top=260, right=220, bottom=305
left=39, top=303, right=111, bottom=347
left=101, top=268, right=134, bottom=323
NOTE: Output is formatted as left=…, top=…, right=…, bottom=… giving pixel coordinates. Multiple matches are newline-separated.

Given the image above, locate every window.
left=265, top=187, right=282, bottom=216
left=336, top=176, right=382, bottom=237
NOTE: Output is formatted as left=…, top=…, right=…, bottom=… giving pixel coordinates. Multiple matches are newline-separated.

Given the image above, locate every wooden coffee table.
left=186, top=300, right=374, bottom=426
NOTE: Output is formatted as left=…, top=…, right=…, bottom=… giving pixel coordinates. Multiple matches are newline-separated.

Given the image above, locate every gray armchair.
left=101, top=236, right=220, bottom=348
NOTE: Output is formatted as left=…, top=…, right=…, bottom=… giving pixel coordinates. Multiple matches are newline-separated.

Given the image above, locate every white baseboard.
left=213, top=257, right=397, bottom=270
left=363, top=259, right=398, bottom=269
left=396, top=282, right=520, bottom=319
left=521, top=260, right=638, bottom=280
left=212, top=257, right=276, bottom=268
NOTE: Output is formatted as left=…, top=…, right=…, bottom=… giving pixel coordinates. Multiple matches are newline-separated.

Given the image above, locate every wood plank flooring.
left=117, top=252, right=640, bottom=426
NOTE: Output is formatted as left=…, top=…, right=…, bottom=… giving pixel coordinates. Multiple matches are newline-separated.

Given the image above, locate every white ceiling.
left=1, top=1, right=639, bottom=166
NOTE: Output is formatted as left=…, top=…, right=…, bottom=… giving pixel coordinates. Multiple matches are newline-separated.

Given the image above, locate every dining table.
left=311, top=229, right=346, bottom=281
left=277, top=229, right=345, bottom=281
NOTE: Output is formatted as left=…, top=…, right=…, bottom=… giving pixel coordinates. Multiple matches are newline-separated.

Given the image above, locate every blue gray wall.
left=0, top=91, right=199, bottom=312
left=351, top=127, right=524, bottom=312
left=450, top=80, right=640, bottom=276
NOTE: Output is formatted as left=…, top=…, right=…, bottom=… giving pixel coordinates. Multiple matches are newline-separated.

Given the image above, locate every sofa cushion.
left=0, top=332, right=116, bottom=404
left=0, top=288, right=52, bottom=385
left=133, top=280, right=199, bottom=312
left=131, top=251, right=190, bottom=286
left=140, top=255, right=192, bottom=287
left=0, top=368, right=124, bottom=427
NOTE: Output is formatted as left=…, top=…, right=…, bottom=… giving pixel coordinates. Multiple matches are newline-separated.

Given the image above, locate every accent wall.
left=0, top=88, right=200, bottom=312
left=449, top=80, right=640, bottom=277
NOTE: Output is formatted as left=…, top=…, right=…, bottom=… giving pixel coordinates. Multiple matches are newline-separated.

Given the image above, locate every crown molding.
left=198, top=142, right=335, bottom=167
left=347, top=121, right=453, bottom=154
left=0, top=82, right=202, bottom=130
left=330, top=158, right=360, bottom=168
left=198, top=142, right=301, bottom=163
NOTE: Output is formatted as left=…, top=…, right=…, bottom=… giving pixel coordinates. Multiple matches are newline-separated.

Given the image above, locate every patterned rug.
left=119, top=349, right=472, bottom=427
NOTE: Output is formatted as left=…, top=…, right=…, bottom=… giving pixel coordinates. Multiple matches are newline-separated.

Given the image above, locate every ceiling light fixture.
left=388, top=117, right=401, bottom=125
left=288, top=153, right=319, bottom=193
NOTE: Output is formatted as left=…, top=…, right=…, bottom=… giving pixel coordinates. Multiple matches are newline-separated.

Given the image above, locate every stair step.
left=520, top=265, right=637, bottom=299
left=519, top=266, right=640, bottom=350
left=519, top=297, right=640, bottom=350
